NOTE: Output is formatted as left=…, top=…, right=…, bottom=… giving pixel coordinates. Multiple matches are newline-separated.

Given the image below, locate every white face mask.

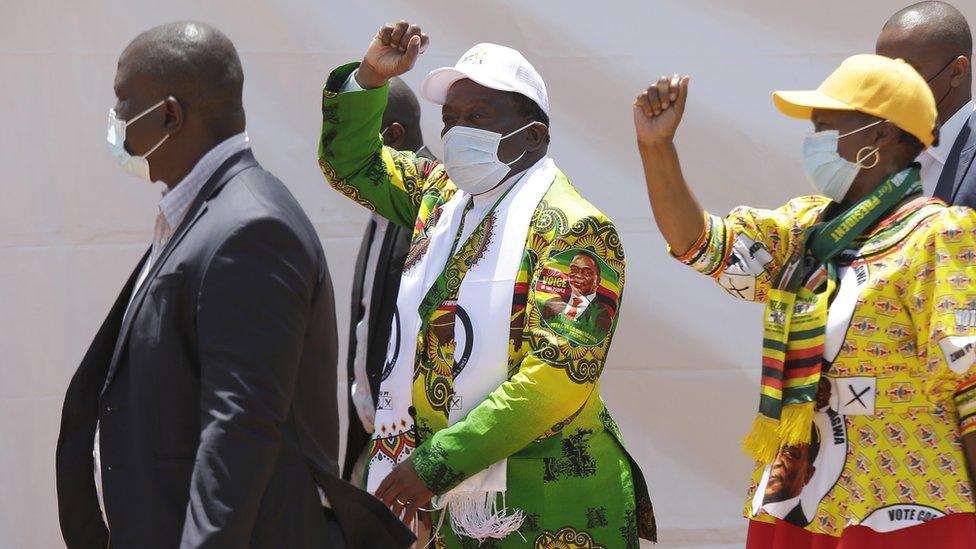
left=442, top=121, right=539, bottom=195
left=106, top=100, right=169, bottom=182
left=801, top=120, right=882, bottom=202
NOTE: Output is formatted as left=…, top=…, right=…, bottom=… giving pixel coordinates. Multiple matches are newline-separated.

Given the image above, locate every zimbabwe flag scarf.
left=743, top=167, right=922, bottom=463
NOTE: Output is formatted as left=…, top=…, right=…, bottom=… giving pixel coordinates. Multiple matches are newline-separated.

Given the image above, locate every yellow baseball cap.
left=773, top=54, right=937, bottom=147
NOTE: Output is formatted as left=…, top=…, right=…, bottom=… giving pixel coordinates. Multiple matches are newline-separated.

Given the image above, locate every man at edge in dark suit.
left=55, top=21, right=413, bottom=549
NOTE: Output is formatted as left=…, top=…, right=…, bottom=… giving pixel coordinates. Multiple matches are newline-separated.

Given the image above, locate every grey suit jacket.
left=56, top=150, right=414, bottom=549
left=934, top=109, right=976, bottom=209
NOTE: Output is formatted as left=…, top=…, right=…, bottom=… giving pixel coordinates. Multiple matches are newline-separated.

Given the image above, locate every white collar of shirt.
left=158, top=132, right=250, bottom=229
left=570, top=290, right=596, bottom=301
left=565, top=290, right=597, bottom=315
left=923, top=101, right=976, bottom=165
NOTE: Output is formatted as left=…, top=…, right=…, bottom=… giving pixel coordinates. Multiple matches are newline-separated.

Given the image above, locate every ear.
left=805, top=465, right=816, bottom=483
left=524, top=122, right=549, bottom=152
left=949, top=55, right=970, bottom=89
left=383, top=122, right=406, bottom=149
left=162, top=96, right=184, bottom=134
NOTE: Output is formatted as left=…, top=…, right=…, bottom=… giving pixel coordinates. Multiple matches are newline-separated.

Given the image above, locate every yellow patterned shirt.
left=675, top=193, right=976, bottom=536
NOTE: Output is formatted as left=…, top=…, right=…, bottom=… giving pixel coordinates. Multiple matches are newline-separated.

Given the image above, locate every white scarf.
left=367, top=157, right=556, bottom=540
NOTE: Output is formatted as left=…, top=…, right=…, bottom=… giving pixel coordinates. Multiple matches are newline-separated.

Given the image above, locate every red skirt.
left=746, top=513, right=976, bottom=549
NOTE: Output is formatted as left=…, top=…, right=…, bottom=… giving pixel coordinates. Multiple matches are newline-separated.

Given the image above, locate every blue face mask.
left=801, top=119, right=883, bottom=202
left=106, top=100, right=169, bottom=182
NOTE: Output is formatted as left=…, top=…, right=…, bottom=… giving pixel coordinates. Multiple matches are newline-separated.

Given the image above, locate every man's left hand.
left=375, top=459, right=435, bottom=527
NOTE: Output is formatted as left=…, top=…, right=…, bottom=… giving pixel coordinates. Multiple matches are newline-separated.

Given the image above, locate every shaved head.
left=118, top=21, right=245, bottom=127
left=877, top=2, right=972, bottom=123
left=112, top=21, right=247, bottom=186
left=882, top=2, right=972, bottom=60
left=382, top=77, right=423, bottom=151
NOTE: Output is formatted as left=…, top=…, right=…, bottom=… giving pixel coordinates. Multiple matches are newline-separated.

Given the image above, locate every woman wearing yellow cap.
left=634, top=54, right=976, bottom=547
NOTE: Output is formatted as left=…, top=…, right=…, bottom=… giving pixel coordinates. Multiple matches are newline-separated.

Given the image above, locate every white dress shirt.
left=350, top=213, right=389, bottom=433
left=561, top=291, right=596, bottom=319
left=917, top=100, right=976, bottom=196
left=94, top=132, right=251, bottom=526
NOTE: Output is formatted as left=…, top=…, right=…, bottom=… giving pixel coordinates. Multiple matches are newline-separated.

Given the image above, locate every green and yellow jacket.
left=319, top=62, right=654, bottom=548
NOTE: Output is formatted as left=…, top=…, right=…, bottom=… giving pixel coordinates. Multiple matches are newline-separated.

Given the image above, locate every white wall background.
left=2, top=1, right=974, bottom=547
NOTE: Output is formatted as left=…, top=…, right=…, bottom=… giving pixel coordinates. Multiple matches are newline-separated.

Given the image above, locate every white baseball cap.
left=421, top=43, right=550, bottom=116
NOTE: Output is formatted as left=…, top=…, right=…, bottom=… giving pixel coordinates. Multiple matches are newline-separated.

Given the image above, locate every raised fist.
left=633, top=74, right=690, bottom=144
left=356, top=21, right=430, bottom=89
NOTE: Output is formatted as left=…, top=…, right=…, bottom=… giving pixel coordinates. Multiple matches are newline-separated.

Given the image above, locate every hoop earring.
left=856, top=146, right=880, bottom=169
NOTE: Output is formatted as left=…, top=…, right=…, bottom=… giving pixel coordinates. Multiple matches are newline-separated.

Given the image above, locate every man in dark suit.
left=55, top=21, right=413, bottom=549
left=877, top=1, right=976, bottom=208
left=344, top=77, right=433, bottom=483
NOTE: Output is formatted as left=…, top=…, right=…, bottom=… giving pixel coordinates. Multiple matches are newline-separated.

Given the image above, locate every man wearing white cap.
left=318, top=20, right=654, bottom=548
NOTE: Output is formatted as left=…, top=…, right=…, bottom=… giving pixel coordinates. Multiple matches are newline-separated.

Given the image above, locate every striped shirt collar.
left=159, top=132, right=250, bottom=229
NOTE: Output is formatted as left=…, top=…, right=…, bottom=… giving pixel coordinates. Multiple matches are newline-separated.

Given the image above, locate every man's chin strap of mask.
left=496, top=121, right=536, bottom=167
left=926, top=57, right=958, bottom=111
left=107, top=99, right=170, bottom=182
left=473, top=121, right=541, bottom=196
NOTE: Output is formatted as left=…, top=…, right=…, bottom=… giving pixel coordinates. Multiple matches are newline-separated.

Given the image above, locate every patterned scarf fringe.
left=742, top=402, right=816, bottom=463
left=438, top=491, right=525, bottom=542
left=778, top=402, right=815, bottom=446
left=742, top=414, right=781, bottom=464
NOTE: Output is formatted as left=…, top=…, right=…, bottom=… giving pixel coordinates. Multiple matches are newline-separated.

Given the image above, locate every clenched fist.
left=356, top=20, right=430, bottom=89
left=633, top=74, right=690, bottom=144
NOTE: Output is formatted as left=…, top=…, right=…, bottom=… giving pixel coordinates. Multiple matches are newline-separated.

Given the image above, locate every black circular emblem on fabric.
left=451, top=305, right=473, bottom=378
left=380, top=307, right=400, bottom=383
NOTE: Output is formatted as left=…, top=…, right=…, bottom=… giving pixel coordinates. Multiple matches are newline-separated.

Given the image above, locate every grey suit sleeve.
left=954, top=171, right=976, bottom=210
left=180, top=217, right=315, bottom=548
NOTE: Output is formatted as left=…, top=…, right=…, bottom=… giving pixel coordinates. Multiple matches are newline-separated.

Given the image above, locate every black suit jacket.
left=56, top=150, right=414, bottom=549
left=342, top=147, right=432, bottom=480
left=343, top=217, right=410, bottom=479
left=934, top=109, right=976, bottom=209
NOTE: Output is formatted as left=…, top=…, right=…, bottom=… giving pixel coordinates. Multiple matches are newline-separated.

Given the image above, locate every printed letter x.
left=846, top=384, right=870, bottom=408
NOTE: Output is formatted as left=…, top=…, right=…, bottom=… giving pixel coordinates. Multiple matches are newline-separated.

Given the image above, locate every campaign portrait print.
left=535, top=248, right=620, bottom=347
left=751, top=407, right=848, bottom=527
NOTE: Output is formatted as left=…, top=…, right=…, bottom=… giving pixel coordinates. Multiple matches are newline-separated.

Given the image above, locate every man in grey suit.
left=55, top=21, right=413, bottom=549
left=877, top=1, right=976, bottom=208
